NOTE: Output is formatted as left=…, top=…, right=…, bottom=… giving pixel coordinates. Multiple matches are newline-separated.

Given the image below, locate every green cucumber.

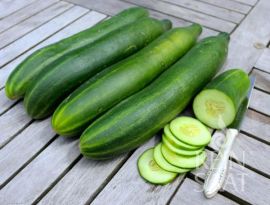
left=169, top=116, right=211, bottom=147
left=161, top=144, right=206, bottom=169
left=24, top=17, right=172, bottom=119
left=52, top=24, right=202, bottom=136
left=193, top=69, right=250, bottom=129
left=137, top=148, right=178, bottom=185
left=5, top=7, right=149, bottom=100
left=154, top=143, right=190, bottom=173
left=162, top=135, right=204, bottom=156
left=80, top=32, right=229, bottom=159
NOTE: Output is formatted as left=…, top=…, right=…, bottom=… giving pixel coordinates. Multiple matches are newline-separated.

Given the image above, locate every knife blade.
left=203, top=75, right=256, bottom=198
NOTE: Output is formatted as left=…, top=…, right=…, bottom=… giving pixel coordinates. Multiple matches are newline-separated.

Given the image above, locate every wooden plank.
left=249, top=88, right=270, bottom=116
left=0, top=137, right=80, bottom=204
left=0, top=103, right=31, bottom=148
left=0, top=89, right=15, bottom=115
left=91, top=137, right=185, bottom=205
left=233, top=0, right=257, bottom=6
left=0, top=118, right=55, bottom=186
left=0, top=4, right=89, bottom=68
left=197, top=0, right=251, bottom=14
left=255, top=48, right=270, bottom=73
left=0, top=0, right=57, bottom=34
left=242, top=109, right=270, bottom=143
left=0, top=0, right=37, bottom=19
left=162, top=0, right=244, bottom=23
left=170, top=178, right=237, bottom=205
left=221, top=0, right=270, bottom=73
left=192, top=150, right=270, bottom=205
left=209, top=131, right=270, bottom=176
left=125, top=0, right=236, bottom=32
left=39, top=156, right=128, bottom=205
left=0, top=11, right=106, bottom=89
left=252, top=69, right=270, bottom=93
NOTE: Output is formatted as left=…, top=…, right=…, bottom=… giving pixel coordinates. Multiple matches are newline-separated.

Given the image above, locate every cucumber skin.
left=80, top=32, right=229, bottom=159
left=52, top=24, right=202, bottom=137
left=204, top=69, right=250, bottom=110
left=24, top=17, right=171, bottom=119
left=5, top=7, right=149, bottom=100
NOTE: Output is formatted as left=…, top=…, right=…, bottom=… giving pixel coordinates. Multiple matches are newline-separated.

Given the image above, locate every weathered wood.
left=0, top=1, right=69, bottom=49
left=0, top=89, right=16, bottom=115
left=0, top=0, right=57, bottom=34
left=125, top=0, right=236, bottom=32
left=0, top=137, right=80, bottom=204
left=0, top=4, right=89, bottom=68
left=162, top=0, right=244, bottom=23
left=91, top=136, right=185, bottom=205
left=192, top=150, right=270, bottom=205
left=0, top=103, right=31, bottom=148
left=221, top=0, right=270, bottom=73
left=249, top=88, right=270, bottom=116
left=0, top=118, right=55, bottom=186
left=170, top=178, right=237, bottom=205
left=233, top=0, right=257, bottom=6
left=255, top=48, right=270, bottom=73
left=39, top=155, right=128, bottom=205
left=209, top=130, right=270, bottom=176
left=242, top=109, right=270, bottom=143
left=252, top=69, right=270, bottom=93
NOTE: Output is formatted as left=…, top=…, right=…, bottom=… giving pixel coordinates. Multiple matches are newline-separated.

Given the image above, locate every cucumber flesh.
left=161, top=144, right=206, bottom=169
left=170, top=116, right=211, bottom=147
left=154, top=143, right=190, bottom=173
left=164, top=125, right=200, bottom=150
left=137, top=148, right=178, bottom=185
left=162, top=135, right=204, bottom=156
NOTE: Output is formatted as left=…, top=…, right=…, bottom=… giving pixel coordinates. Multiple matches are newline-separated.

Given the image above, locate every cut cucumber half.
left=161, top=144, right=206, bottom=169
left=137, top=148, right=178, bottom=185
left=170, top=116, right=211, bottom=147
left=154, top=143, right=190, bottom=173
left=162, top=135, right=204, bottom=156
left=164, top=125, right=200, bottom=150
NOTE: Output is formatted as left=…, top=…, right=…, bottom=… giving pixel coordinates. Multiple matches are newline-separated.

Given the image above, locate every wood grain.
left=255, top=48, right=270, bottom=73
left=252, top=69, right=270, bottom=93
left=249, top=88, right=270, bottom=116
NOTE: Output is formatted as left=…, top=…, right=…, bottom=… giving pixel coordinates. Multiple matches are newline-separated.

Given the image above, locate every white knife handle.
left=203, top=128, right=238, bottom=198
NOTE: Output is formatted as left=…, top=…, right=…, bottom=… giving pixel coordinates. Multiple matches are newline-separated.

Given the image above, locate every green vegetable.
left=24, top=17, right=172, bottom=119
left=80, top=32, right=229, bottom=159
left=5, top=7, right=149, bottom=100
left=193, top=69, right=250, bottom=129
left=137, top=148, right=178, bottom=185
left=52, top=24, right=202, bottom=136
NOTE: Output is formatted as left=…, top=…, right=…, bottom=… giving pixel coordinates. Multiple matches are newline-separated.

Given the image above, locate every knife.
left=203, top=75, right=256, bottom=198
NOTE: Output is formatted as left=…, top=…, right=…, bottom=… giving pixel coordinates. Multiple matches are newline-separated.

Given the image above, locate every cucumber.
left=52, top=24, right=202, bottom=136
left=161, top=144, right=206, bottom=169
left=24, top=17, right=172, bottom=119
left=164, top=125, right=200, bottom=150
left=193, top=69, right=250, bottom=129
left=137, top=148, right=178, bottom=185
left=169, top=116, right=211, bottom=147
left=5, top=7, right=149, bottom=100
left=80, top=32, right=229, bottom=159
left=154, top=143, right=190, bottom=173
left=162, top=135, right=204, bottom=156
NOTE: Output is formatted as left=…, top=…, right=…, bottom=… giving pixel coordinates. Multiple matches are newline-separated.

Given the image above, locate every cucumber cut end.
left=193, top=89, right=236, bottom=129
left=137, top=148, right=178, bottom=185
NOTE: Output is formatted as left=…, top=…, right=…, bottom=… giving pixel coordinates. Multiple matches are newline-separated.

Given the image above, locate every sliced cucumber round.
left=137, top=148, right=178, bottom=185
left=170, top=116, right=211, bottom=147
left=161, top=144, right=206, bottom=169
left=162, top=135, right=204, bottom=156
left=164, top=125, right=200, bottom=150
left=154, top=143, right=190, bottom=173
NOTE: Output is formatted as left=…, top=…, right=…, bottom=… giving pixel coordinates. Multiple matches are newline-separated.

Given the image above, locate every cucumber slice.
left=170, top=116, right=211, bottom=147
left=137, top=148, right=178, bottom=185
left=162, top=135, right=204, bottom=156
left=154, top=143, right=190, bottom=173
left=161, top=144, right=206, bottom=169
left=164, top=125, right=200, bottom=150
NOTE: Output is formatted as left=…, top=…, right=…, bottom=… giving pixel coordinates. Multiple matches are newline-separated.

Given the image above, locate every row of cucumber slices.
left=138, top=116, right=211, bottom=185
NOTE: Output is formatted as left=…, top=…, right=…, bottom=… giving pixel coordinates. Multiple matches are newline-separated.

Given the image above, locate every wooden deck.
left=0, top=0, right=269, bottom=204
